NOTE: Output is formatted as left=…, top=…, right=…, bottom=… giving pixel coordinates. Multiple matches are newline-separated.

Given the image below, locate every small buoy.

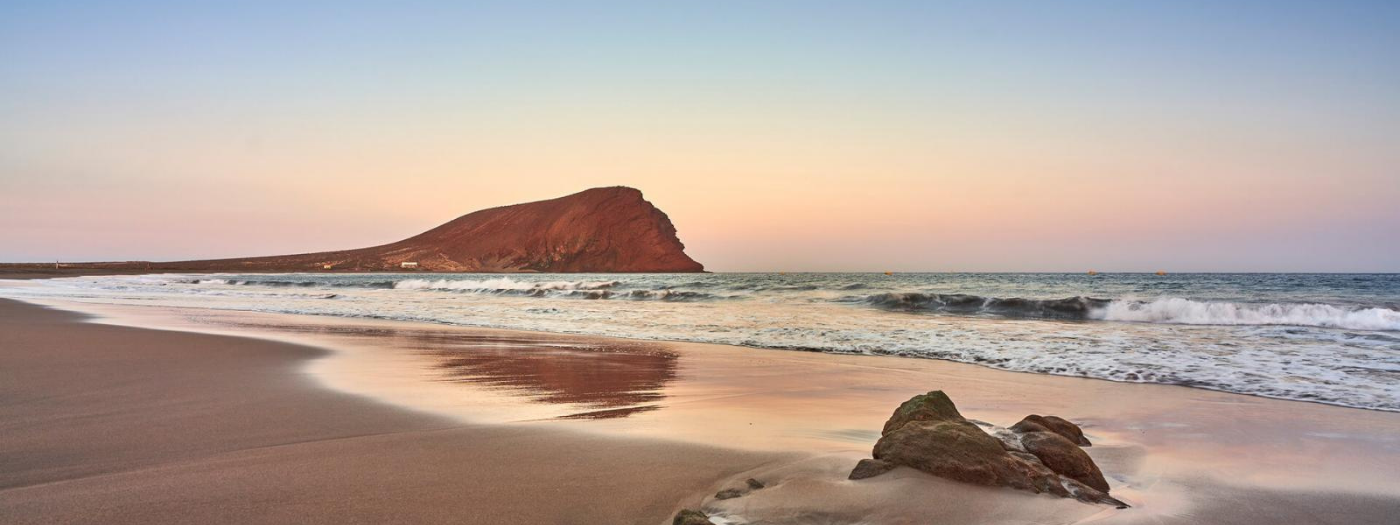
left=1087, top=270, right=1099, bottom=276
left=1155, top=270, right=1167, bottom=276
left=884, top=271, right=893, bottom=276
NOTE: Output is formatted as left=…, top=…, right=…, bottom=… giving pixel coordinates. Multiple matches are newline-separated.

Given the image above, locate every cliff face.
left=146, top=187, right=705, bottom=273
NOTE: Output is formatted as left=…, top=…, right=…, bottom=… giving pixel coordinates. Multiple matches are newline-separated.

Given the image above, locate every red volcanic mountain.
left=100, top=187, right=704, bottom=273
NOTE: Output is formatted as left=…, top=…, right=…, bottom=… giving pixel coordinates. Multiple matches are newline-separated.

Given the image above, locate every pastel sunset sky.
left=2, top=1, right=1397, bottom=271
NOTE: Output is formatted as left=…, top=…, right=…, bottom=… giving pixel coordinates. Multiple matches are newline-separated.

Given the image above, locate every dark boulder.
left=847, top=459, right=897, bottom=480
left=1012, top=414, right=1092, bottom=446
left=1019, top=432, right=1110, bottom=492
left=851, top=390, right=1125, bottom=507
left=714, top=488, right=744, bottom=500
left=714, top=477, right=768, bottom=500
left=673, top=509, right=711, bottom=525
left=1007, top=451, right=1073, bottom=497
left=873, top=419, right=1035, bottom=489
left=881, top=390, right=965, bottom=435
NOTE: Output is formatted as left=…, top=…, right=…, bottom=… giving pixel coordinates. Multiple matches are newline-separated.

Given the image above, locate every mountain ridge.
left=6, top=187, right=705, bottom=274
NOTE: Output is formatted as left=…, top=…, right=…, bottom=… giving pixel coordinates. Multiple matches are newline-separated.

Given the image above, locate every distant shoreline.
left=2, top=265, right=1394, bottom=278
left=0, top=265, right=721, bottom=279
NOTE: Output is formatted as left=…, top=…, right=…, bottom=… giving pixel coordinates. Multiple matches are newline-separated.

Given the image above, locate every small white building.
left=400, top=261, right=419, bottom=269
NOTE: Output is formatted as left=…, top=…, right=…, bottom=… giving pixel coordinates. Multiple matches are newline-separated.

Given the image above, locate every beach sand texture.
left=0, top=300, right=781, bottom=524
left=3, top=297, right=1399, bottom=524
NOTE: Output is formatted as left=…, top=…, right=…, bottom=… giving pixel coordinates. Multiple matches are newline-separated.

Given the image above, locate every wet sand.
left=0, top=299, right=787, bottom=524
left=4, top=296, right=1400, bottom=524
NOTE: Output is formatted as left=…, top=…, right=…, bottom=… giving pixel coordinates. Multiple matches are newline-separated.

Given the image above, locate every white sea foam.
left=393, top=277, right=617, bottom=292
left=6, top=273, right=1399, bottom=412
left=1093, top=298, right=1400, bottom=331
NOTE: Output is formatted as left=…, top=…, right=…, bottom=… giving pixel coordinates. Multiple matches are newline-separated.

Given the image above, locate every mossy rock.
left=1012, top=414, right=1092, bottom=446
left=874, top=419, right=1033, bottom=488
left=673, top=509, right=711, bottom=525
left=1020, top=431, right=1109, bottom=492
left=881, top=390, right=964, bottom=435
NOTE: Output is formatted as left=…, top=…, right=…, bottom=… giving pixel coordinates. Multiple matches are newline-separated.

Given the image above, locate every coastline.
left=0, top=299, right=783, bottom=524
left=4, top=294, right=1400, bottom=523
left=17, top=271, right=1398, bottom=415
left=0, top=267, right=590, bottom=279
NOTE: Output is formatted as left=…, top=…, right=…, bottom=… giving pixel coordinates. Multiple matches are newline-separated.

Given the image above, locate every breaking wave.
left=863, top=293, right=1110, bottom=319
left=189, top=277, right=1400, bottom=330
left=191, top=278, right=397, bottom=288
left=393, top=278, right=618, bottom=292
left=1093, top=298, right=1400, bottom=331
left=392, top=278, right=717, bottom=301
left=12, top=272, right=1400, bottom=412
left=862, top=293, right=1400, bottom=330
left=190, top=276, right=721, bottom=301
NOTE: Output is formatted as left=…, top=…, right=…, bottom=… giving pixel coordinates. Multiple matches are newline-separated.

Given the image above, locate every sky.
left=2, top=1, right=1397, bottom=272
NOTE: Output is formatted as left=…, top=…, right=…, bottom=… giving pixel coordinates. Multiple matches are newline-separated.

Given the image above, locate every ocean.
left=5, top=272, right=1398, bottom=412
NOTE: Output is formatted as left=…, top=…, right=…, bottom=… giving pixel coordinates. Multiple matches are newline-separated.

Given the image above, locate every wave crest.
left=865, top=293, right=1110, bottom=319
left=863, top=293, right=1400, bottom=331
left=393, top=278, right=618, bottom=292
left=1093, top=298, right=1400, bottom=331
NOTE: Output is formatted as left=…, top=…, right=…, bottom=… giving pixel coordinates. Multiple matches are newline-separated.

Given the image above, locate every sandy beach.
left=4, top=292, right=1399, bottom=524
left=0, top=299, right=787, bottom=524
left=7, top=1, right=1398, bottom=522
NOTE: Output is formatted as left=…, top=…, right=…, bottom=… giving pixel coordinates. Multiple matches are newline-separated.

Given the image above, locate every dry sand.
left=4, top=296, right=1400, bottom=524
left=0, top=299, right=784, bottom=524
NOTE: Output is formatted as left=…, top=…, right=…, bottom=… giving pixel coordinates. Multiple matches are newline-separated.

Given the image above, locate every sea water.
left=5, top=272, right=1398, bottom=411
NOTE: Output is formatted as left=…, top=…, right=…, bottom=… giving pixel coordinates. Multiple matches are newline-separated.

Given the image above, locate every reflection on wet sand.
left=426, top=336, right=677, bottom=413
left=18, top=300, right=1400, bottom=524
left=183, top=318, right=680, bottom=419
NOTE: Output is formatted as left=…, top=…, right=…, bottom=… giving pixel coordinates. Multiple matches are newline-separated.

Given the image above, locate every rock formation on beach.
left=714, top=477, right=765, bottom=500
left=12, top=187, right=704, bottom=274
left=1013, top=414, right=1093, bottom=447
left=672, top=509, right=713, bottom=525
left=849, top=391, right=1127, bottom=508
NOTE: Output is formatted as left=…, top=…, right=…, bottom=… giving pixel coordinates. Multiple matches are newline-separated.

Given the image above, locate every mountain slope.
left=119, top=187, right=705, bottom=273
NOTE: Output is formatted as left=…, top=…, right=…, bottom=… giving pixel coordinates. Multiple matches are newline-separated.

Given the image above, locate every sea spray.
left=1092, top=298, right=1400, bottom=331
left=393, top=278, right=618, bottom=292
left=8, top=272, right=1399, bottom=412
